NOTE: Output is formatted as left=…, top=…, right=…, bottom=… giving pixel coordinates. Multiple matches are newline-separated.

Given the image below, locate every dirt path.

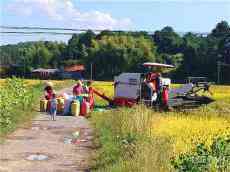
left=0, top=86, right=95, bottom=172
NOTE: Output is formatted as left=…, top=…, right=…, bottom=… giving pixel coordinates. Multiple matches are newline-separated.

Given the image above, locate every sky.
left=0, top=0, right=229, bottom=45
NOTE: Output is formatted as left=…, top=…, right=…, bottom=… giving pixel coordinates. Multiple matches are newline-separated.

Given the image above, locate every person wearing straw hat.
left=73, top=80, right=83, bottom=96
left=44, top=81, right=54, bottom=100
left=44, top=81, right=55, bottom=112
left=73, top=80, right=84, bottom=104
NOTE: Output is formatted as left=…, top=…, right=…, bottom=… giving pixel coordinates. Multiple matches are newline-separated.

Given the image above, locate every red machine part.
left=91, top=87, right=113, bottom=104
left=162, top=87, right=169, bottom=106
left=112, top=97, right=137, bottom=107
left=88, top=87, right=95, bottom=110
left=90, top=87, right=136, bottom=107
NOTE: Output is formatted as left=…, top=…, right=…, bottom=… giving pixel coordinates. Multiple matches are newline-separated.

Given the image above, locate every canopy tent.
left=143, top=62, right=175, bottom=68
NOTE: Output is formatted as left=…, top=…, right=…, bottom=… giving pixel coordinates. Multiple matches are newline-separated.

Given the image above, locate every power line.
left=0, top=31, right=76, bottom=35
left=0, top=26, right=128, bottom=32
left=0, top=25, right=212, bottom=36
left=1, top=25, right=229, bottom=38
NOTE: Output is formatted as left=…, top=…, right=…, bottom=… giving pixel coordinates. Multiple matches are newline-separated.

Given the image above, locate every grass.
left=90, top=83, right=230, bottom=172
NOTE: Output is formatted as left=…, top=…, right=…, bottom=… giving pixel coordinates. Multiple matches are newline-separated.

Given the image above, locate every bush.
left=171, top=136, right=230, bottom=172
left=0, top=77, right=42, bottom=136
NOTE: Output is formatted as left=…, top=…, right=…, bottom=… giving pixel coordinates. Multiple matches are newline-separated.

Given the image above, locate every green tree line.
left=0, top=21, right=230, bottom=82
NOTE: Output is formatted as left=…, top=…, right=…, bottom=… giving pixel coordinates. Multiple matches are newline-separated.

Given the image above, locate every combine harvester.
left=92, top=62, right=214, bottom=109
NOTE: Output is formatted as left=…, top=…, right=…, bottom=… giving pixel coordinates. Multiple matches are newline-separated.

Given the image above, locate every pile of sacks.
left=40, top=91, right=94, bottom=117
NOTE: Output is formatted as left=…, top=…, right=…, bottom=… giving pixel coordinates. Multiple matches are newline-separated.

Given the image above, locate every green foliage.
left=211, top=21, right=230, bottom=38
left=61, top=59, right=82, bottom=66
left=154, top=26, right=183, bottom=54
left=0, top=77, right=42, bottom=136
left=171, top=136, right=230, bottom=172
left=88, top=35, right=156, bottom=79
left=0, top=41, right=67, bottom=76
left=0, top=21, right=230, bottom=82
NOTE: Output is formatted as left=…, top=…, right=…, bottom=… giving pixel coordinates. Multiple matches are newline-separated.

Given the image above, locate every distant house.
left=61, top=65, right=85, bottom=79
left=31, top=65, right=85, bottom=79
left=32, top=68, right=60, bottom=79
left=0, top=64, right=11, bottom=77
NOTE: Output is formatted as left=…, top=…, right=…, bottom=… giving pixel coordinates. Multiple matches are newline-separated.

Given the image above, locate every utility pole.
left=90, top=63, right=93, bottom=80
left=217, top=61, right=230, bottom=84
left=23, top=49, right=26, bottom=78
left=217, top=61, right=221, bottom=84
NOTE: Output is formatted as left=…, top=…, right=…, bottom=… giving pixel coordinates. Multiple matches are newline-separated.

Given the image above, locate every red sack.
left=80, top=99, right=90, bottom=116
left=162, top=88, right=169, bottom=105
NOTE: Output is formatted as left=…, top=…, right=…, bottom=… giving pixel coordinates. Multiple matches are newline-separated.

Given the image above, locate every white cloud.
left=6, top=0, right=132, bottom=30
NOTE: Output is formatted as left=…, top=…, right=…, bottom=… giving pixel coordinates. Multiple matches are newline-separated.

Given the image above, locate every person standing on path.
left=73, top=80, right=83, bottom=96
left=73, top=80, right=84, bottom=104
left=44, top=81, right=54, bottom=100
left=50, top=93, right=57, bottom=121
left=44, top=81, right=55, bottom=112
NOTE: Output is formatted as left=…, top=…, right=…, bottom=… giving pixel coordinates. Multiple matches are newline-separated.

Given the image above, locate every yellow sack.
left=71, top=100, right=80, bottom=116
left=40, top=99, right=48, bottom=112
left=57, top=98, right=65, bottom=114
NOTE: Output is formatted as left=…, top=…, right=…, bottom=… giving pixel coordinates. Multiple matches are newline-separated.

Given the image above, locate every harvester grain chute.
left=91, top=62, right=214, bottom=109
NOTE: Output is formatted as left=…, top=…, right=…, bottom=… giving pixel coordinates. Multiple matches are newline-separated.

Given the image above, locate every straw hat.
left=76, top=80, right=83, bottom=86
left=45, top=81, right=54, bottom=87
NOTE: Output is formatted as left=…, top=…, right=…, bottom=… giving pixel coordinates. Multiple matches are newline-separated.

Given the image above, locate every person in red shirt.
left=44, top=81, right=54, bottom=112
left=73, top=80, right=83, bottom=96
left=44, top=82, right=54, bottom=100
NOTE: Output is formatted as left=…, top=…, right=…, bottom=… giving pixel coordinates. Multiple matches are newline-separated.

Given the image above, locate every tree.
left=87, top=35, right=156, bottom=79
left=211, top=21, right=230, bottom=38
left=78, top=30, right=96, bottom=47
left=1, top=20, right=230, bottom=82
left=33, top=45, right=52, bottom=68
left=153, top=26, right=183, bottom=54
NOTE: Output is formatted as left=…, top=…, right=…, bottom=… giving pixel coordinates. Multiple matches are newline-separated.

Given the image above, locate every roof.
left=64, top=65, right=85, bottom=72
left=0, top=64, right=11, bottom=68
left=143, top=62, right=175, bottom=68
left=0, top=64, right=21, bottom=68
left=32, top=68, right=59, bottom=73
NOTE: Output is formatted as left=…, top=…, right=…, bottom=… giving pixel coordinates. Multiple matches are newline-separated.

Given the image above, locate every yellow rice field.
left=93, top=82, right=230, bottom=155
left=0, top=79, right=73, bottom=87
left=151, top=114, right=230, bottom=154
